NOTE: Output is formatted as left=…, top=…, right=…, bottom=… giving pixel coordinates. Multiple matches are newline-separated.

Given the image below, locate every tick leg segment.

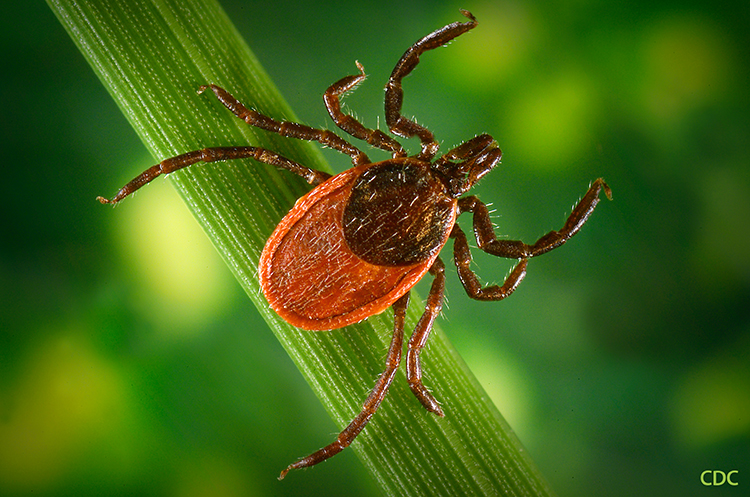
left=406, top=257, right=446, bottom=416
left=451, top=178, right=611, bottom=301
left=201, top=84, right=370, bottom=165
left=451, top=224, right=529, bottom=301
left=97, top=146, right=331, bottom=204
left=459, top=178, right=612, bottom=260
left=325, top=62, right=407, bottom=158
left=279, top=292, right=411, bottom=480
left=385, top=10, right=478, bottom=161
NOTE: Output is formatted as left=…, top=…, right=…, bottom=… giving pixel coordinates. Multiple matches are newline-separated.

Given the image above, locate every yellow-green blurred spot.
left=463, top=341, right=534, bottom=438
left=690, top=168, right=750, bottom=295
left=173, top=453, right=256, bottom=497
left=444, top=2, right=537, bottom=88
left=641, top=15, right=732, bottom=125
left=671, top=350, right=750, bottom=449
left=505, top=71, right=597, bottom=171
left=117, top=180, right=234, bottom=335
left=0, top=333, right=126, bottom=493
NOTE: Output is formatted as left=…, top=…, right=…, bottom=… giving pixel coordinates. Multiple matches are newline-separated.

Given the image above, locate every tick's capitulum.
left=99, top=10, right=611, bottom=479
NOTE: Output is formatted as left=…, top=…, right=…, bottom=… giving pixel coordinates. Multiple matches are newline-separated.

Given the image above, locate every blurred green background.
left=2, top=0, right=749, bottom=496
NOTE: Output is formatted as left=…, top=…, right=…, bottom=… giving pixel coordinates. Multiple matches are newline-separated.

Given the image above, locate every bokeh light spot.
left=641, top=15, right=732, bottom=124
left=463, top=340, right=534, bottom=437
left=116, top=180, right=234, bottom=335
left=504, top=71, right=598, bottom=171
left=689, top=168, right=750, bottom=295
left=671, top=350, right=750, bottom=449
left=173, top=454, right=256, bottom=497
left=0, top=332, right=127, bottom=493
left=444, top=2, right=537, bottom=89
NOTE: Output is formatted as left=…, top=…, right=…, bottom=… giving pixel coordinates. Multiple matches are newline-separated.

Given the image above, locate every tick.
left=99, top=10, right=611, bottom=479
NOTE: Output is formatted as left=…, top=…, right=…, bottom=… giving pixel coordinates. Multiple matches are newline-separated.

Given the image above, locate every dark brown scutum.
left=342, top=159, right=455, bottom=267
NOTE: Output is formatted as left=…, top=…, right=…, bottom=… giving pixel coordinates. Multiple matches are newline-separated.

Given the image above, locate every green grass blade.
left=47, top=0, right=556, bottom=494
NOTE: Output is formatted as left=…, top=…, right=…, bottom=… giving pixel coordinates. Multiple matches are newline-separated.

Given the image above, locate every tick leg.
left=201, top=84, right=370, bottom=165
left=97, top=146, right=331, bottom=204
left=451, top=179, right=611, bottom=301
left=324, top=62, right=407, bottom=158
left=279, top=292, right=410, bottom=480
left=437, top=134, right=497, bottom=166
left=460, top=179, right=612, bottom=259
left=451, top=223, right=529, bottom=301
left=385, top=10, right=478, bottom=161
left=406, top=257, right=446, bottom=416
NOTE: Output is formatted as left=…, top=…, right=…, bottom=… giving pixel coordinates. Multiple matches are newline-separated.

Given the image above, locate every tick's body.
left=261, top=157, right=456, bottom=330
left=99, top=10, right=611, bottom=479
